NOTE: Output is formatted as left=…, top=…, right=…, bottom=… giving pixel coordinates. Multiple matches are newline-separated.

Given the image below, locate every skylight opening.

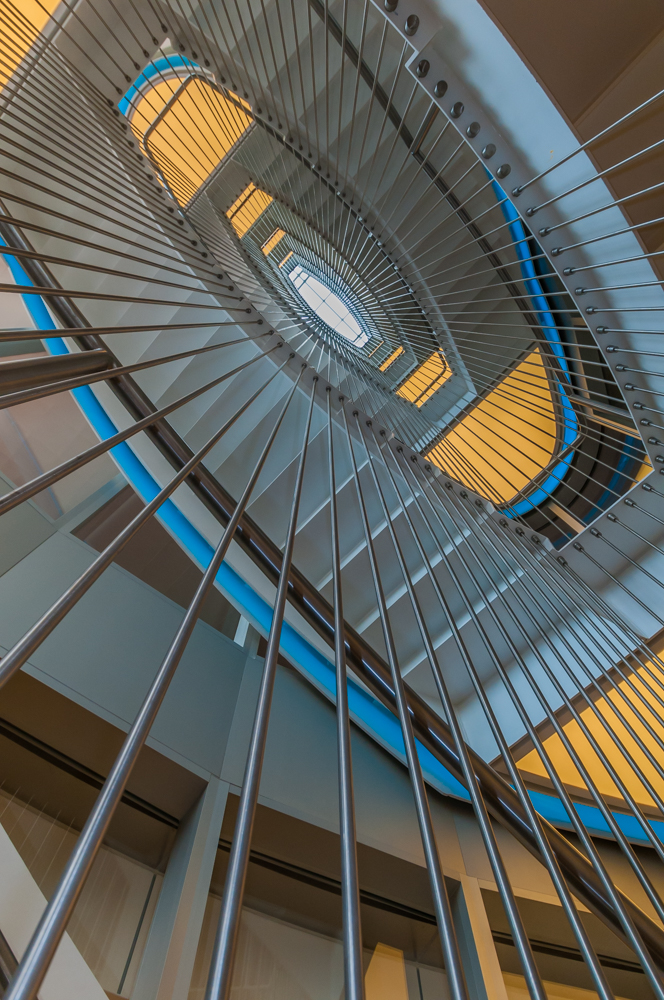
left=288, top=266, right=369, bottom=347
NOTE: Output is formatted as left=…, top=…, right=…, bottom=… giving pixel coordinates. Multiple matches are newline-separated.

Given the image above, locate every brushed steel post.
left=344, top=407, right=470, bottom=1000
left=2, top=363, right=301, bottom=1000
left=204, top=375, right=317, bottom=1000
left=327, top=388, right=364, bottom=1000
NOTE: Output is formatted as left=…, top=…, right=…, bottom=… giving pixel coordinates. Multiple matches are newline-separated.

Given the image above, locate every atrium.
left=0, top=1, right=662, bottom=999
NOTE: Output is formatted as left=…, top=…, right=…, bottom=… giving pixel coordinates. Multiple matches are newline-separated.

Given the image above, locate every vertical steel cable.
left=204, top=372, right=317, bottom=1000
left=401, top=459, right=664, bottom=996
left=358, top=425, right=565, bottom=1000
left=370, top=432, right=615, bottom=999
left=327, top=389, right=365, bottom=1000
left=342, top=408, right=469, bottom=1000
left=459, top=509, right=664, bottom=837
left=2, top=361, right=300, bottom=1000
left=0, top=356, right=289, bottom=693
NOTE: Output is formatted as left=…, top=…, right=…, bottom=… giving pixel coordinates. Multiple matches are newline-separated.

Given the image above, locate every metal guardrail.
left=1, top=2, right=664, bottom=999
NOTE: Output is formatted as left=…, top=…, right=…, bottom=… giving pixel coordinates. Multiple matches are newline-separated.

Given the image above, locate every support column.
left=133, top=777, right=229, bottom=1000
left=452, top=875, right=509, bottom=1000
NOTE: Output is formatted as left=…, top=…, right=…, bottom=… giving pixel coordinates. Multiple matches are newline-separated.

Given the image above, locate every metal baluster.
left=403, top=460, right=664, bottom=997
left=343, top=407, right=470, bottom=1000
left=369, top=431, right=615, bottom=999
left=365, top=426, right=617, bottom=999
left=204, top=373, right=317, bottom=1000
left=327, top=388, right=364, bottom=1000
left=3, top=364, right=302, bottom=1000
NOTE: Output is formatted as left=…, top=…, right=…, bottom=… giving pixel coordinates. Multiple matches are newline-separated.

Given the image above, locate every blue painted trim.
left=491, top=182, right=578, bottom=515
left=119, top=55, right=198, bottom=115
left=528, top=789, right=664, bottom=844
left=0, top=238, right=469, bottom=801
left=4, top=238, right=661, bottom=846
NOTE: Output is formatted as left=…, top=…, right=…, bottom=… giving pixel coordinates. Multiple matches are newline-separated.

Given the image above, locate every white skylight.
left=289, top=265, right=368, bottom=347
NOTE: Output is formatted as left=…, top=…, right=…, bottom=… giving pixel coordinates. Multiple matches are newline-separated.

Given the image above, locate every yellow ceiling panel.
left=129, top=78, right=187, bottom=140
left=143, top=77, right=253, bottom=205
left=1, top=0, right=62, bottom=89
left=226, top=183, right=273, bottom=238
left=397, top=351, right=451, bottom=407
left=262, top=228, right=286, bottom=255
left=379, top=346, right=404, bottom=372
left=427, top=348, right=556, bottom=505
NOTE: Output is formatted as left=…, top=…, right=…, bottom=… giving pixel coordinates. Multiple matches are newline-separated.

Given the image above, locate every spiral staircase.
left=0, top=1, right=664, bottom=999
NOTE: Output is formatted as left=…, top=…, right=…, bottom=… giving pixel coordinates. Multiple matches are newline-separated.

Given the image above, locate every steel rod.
left=374, top=434, right=614, bottom=1000
left=327, top=388, right=364, bottom=1000
left=345, top=407, right=470, bottom=1000
left=3, top=363, right=298, bottom=1000
left=362, top=426, right=552, bottom=1000
left=203, top=374, right=316, bottom=1000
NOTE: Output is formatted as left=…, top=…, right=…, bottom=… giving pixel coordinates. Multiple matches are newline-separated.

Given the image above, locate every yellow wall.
left=140, top=77, right=252, bottom=205
left=427, top=349, right=557, bottom=504
left=1, top=0, right=62, bottom=89
left=397, top=350, right=451, bottom=406
left=226, top=183, right=273, bottom=238
left=129, top=77, right=185, bottom=139
left=364, top=944, right=409, bottom=1000
left=380, top=346, right=404, bottom=371
left=518, top=652, right=664, bottom=808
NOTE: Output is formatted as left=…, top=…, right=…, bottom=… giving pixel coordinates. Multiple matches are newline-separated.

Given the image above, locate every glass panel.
left=288, top=267, right=369, bottom=348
